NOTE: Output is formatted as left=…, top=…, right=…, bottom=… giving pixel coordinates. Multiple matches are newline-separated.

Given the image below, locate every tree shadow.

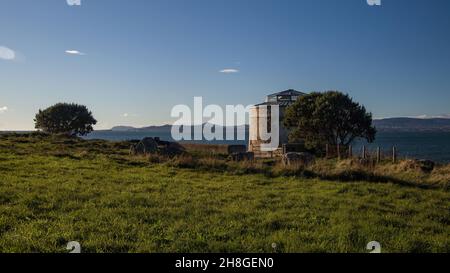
left=309, top=170, right=441, bottom=191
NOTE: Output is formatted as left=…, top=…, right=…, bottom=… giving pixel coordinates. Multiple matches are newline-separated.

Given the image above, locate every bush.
left=284, top=91, right=376, bottom=153
left=34, top=103, right=97, bottom=136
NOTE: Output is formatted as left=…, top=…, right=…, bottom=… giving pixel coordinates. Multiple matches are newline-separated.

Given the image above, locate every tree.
left=34, top=103, right=97, bottom=136
left=284, top=91, right=376, bottom=152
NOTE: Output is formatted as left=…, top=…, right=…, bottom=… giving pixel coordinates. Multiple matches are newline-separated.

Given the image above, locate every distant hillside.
left=137, top=124, right=173, bottom=132
left=374, top=118, right=450, bottom=132
left=111, top=125, right=172, bottom=132
left=112, top=118, right=450, bottom=133
left=110, top=126, right=137, bottom=132
left=111, top=124, right=248, bottom=132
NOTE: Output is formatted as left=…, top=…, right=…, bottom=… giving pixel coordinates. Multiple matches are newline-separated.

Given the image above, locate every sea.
left=84, top=130, right=450, bottom=163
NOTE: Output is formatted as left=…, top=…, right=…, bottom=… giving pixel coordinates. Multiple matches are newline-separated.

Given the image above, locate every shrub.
left=284, top=91, right=376, bottom=153
left=34, top=103, right=97, bottom=136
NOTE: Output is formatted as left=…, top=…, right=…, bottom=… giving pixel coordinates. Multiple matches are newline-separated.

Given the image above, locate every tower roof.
left=254, top=89, right=306, bottom=107
left=267, top=89, right=306, bottom=97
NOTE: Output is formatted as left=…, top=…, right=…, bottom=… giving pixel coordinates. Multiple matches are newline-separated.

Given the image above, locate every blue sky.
left=1, top=0, right=449, bottom=130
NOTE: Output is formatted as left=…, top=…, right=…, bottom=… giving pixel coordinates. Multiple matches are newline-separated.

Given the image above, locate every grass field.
left=0, top=133, right=448, bottom=253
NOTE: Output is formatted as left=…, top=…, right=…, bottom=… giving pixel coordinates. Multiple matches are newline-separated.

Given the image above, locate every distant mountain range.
left=111, top=124, right=248, bottom=132
left=373, top=118, right=450, bottom=132
left=110, top=118, right=450, bottom=132
left=111, top=125, right=173, bottom=132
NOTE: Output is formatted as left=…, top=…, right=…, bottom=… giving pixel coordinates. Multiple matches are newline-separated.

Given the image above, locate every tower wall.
left=248, top=105, right=289, bottom=157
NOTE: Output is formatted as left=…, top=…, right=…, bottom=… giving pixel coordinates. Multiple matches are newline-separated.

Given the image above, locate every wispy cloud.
left=65, top=50, right=86, bottom=56
left=219, top=68, right=239, bottom=74
left=0, top=46, right=16, bottom=61
left=66, top=0, right=81, bottom=6
left=413, top=114, right=450, bottom=119
left=122, top=113, right=138, bottom=118
left=0, top=106, right=8, bottom=113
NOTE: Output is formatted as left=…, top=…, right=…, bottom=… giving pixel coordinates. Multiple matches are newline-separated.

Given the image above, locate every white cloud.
left=123, top=113, right=138, bottom=118
left=66, top=0, right=81, bottom=6
left=219, top=68, right=239, bottom=74
left=0, top=46, right=16, bottom=60
left=65, top=50, right=85, bottom=56
left=414, top=114, right=450, bottom=119
left=0, top=106, right=8, bottom=113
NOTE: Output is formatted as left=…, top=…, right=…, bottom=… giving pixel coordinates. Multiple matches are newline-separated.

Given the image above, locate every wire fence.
left=325, top=144, right=398, bottom=163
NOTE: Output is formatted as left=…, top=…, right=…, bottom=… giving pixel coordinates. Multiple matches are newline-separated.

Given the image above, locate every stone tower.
left=248, top=89, right=306, bottom=157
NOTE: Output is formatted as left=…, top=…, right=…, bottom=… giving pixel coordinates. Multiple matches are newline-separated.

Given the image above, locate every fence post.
left=376, top=147, right=381, bottom=164
left=362, top=145, right=366, bottom=159
left=337, top=144, right=341, bottom=160
left=326, top=144, right=329, bottom=158
left=392, top=146, right=397, bottom=163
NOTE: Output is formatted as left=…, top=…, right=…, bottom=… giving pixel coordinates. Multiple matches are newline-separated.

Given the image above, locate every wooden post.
left=376, top=147, right=381, bottom=164
left=326, top=144, right=329, bottom=158
left=362, top=145, right=366, bottom=159
left=392, top=146, right=397, bottom=163
left=348, top=146, right=353, bottom=158
left=337, top=144, right=341, bottom=160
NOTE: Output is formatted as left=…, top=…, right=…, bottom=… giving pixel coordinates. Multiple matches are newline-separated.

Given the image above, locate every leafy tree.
left=34, top=103, right=97, bottom=136
left=284, top=91, right=376, bottom=151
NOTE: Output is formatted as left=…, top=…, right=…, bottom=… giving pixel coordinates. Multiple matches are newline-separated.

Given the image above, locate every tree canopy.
left=34, top=103, right=97, bottom=136
left=284, top=91, right=376, bottom=151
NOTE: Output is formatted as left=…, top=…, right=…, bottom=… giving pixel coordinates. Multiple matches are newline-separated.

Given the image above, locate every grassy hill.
left=0, top=133, right=448, bottom=253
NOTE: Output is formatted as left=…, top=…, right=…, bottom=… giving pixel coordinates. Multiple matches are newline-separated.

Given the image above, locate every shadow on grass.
left=313, top=170, right=439, bottom=190
left=169, top=157, right=443, bottom=190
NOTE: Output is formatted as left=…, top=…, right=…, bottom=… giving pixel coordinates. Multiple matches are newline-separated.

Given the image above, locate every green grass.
left=0, top=133, right=448, bottom=253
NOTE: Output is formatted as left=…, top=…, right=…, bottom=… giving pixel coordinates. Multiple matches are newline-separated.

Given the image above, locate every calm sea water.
left=352, top=131, right=450, bottom=163
left=85, top=130, right=450, bottom=163
left=84, top=130, right=247, bottom=146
